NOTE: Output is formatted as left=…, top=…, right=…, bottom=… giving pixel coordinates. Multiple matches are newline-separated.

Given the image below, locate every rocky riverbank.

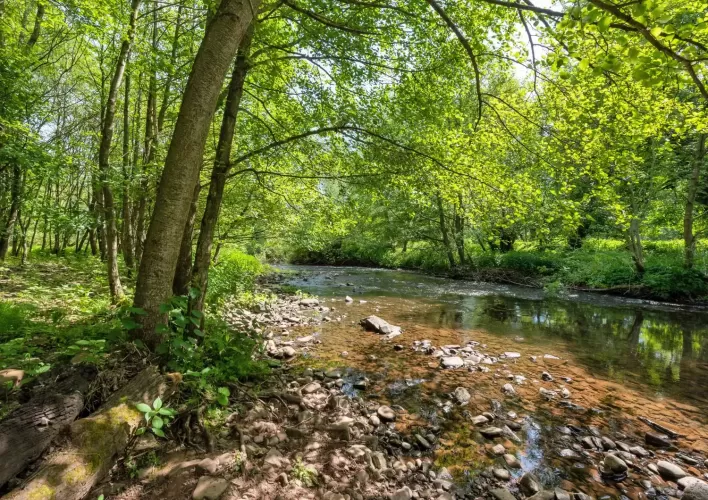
left=91, top=290, right=708, bottom=500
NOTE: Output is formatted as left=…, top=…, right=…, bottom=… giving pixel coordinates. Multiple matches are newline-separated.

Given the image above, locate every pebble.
left=493, top=468, right=511, bottom=480
left=416, top=434, right=431, bottom=449
left=377, top=405, right=396, bottom=421
left=603, top=454, right=628, bottom=474
left=541, top=371, right=554, bottom=381
left=520, top=472, right=541, bottom=495
left=492, top=444, right=506, bottom=455
left=302, top=382, right=321, bottom=394
left=502, top=383, right=516, bottom=395
left=440, top=356, right=464, bottom=369
left=684, top=481, right=708, bottom=500
left=657, top=460, right=688, bottom=481
left=391, top=486, right=412, bottom=500
left=491, top=488, right=516, bottom=500
left=369, top=415, right=381, bottom=426
left=504, top=454, right=521, bottom=468
left=472, top=415, right=489, bottom=425
left=645, top=432, right=672, bottom=448
left=453, top=387, right=471, bottom=404
left=480, top=427, right=504, bottom=438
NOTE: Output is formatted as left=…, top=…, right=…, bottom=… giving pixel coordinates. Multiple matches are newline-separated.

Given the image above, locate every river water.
left=280, top=265, right=708, bottom=497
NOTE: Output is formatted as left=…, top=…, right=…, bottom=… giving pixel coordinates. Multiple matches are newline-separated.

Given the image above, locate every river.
left=280, top=265, right=708, bottom=497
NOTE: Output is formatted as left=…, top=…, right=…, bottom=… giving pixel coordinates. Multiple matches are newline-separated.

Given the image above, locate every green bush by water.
left=206, top=249, right=267, bottom=306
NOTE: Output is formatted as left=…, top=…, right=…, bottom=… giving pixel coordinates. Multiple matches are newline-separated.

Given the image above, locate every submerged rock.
left=519, top=473, right=541, bottom=496
left=360, top=315, right=401, bottom=336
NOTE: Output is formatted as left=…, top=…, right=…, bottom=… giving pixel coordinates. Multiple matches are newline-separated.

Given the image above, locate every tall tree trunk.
left=191, top=23, right=254, bottom=313
left=122, top=69, right=136, bottom=276
left=173, top=183, right=201, bottom=296
left=0, top=164, right=21, bottom=260
left=454, top=193, right=465, bottom=265
left=98, top=0, right=141, bottom=302
left=25, top=2, right=43, bottom=50
left=684, top=133, right=706, bottom=270
left=436, top=193, right=456, bottom=268
left=627, top=217, right=645, bottom=274
left=133, top=0, right=262, bottom=347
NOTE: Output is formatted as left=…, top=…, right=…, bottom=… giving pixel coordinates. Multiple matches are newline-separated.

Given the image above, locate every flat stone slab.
left=440, top=356, right=464, bottom=369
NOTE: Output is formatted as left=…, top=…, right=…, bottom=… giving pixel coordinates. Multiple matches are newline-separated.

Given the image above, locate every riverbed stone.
left=494, top=468, right=511, bottom=480
left=480, top=427, right=504, bottom=438
left=520, top=473, right=541, bottom=495
left=504, top=352, right=521, bottom=359
left=603, top=454, right=628, bottom=474
left=360, top=315, right=401, bottom=336
left=441, top=356, right=464, bottom=369
left=453, top=387, right=471, bottom=404
left=492, top=444, right=506, bottom=455
left=472, top=415, right=489, bottom=425
left=601, top=437, right=616, bottom=450
left=657, top=460, right=688, bottom=481
left=491, top=488, right=517, bottom=500
left=377, top=405, right=396, bottom=421
left=541, top=371, right=554, bottom=381
left=683, top=481, right=708, bottom=500
left=302, top=382, right=321, bottom=394
left=192, top=476, right=229, bottom=500
left=504, top=454, right=521, bottom=468
left=645, top=432, right=672, bottom=448
left=299, top=298, right=319, bottom=306
left=416, top=434, right=431, bottom=449
left=371, top=451, right=387, bottom=470
left=502, top=383, right=516, bottom=395
left=678, top=477, right=707, bottom=490
left=391, top=486, right=412, bottom=500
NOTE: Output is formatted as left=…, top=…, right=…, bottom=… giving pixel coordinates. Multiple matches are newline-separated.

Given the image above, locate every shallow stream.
left=281, top=265, right=708, bottom=497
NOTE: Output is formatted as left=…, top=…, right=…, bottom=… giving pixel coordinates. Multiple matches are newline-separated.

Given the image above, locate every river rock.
left=416, top=434, right=431, bottom=449
left=480, top=427, right=504, bottom=438
left=491, top=488, right=517, bottom=500
left=369, top=414, right=380, bottom=426
left=360, top=315, right=401, bottom=336
left=392, top=486, right=412, bottom=500
left=645, top=432, right=672, bottom=448
left=494, top=468, right=511, bottom=480
left=679, top=477, right=708, bottom=490
left=302, top=382, right=321, bottom=394
left=504, top=352, right=521, bottom=359
left=492, top=444, right=506, bottom=455
left=299, top=298, right=319, bottom=307
left=520, top=473, right=541, bottom=495
left=377, top=405, right=396, bottom=421
left=371, top=451, right=387, bottom=470
left=504, top=454, right=521, bottom=468
left=472, top=415, right=489, bottom=425
left=345, top=295, right=353, bottom=303
left=502, top=383, right=516, bottom=395
left=683, top=481, right=708, bottom=500
left=559, top=449, right=580, bottom=459
left=192, top=476, right=229, bottom=500
left=453, top=387, right=471, bottom=404
left=657, top=460, right=688, bottom=481
left=441, top=356, right=464, bottom=369
left=601, top=437, right=617, bottom=450
left=603, top=454, right=628, bottom=474
left=541, top=371, right=553, bottom=381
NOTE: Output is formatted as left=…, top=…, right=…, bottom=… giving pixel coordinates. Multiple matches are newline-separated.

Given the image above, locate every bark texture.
left=5, top=367, right=174, bottom=500
left=97, top=0, right=141, bottom=302
left=133, top=0, right=262, bottom=347
left=191, top=23, right=254, bottom=313
left=684, top=133, right=706, bottom=269
left=0, top=367, right=96, bottom=489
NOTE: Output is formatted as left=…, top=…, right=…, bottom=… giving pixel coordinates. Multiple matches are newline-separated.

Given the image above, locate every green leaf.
left=153, top=397, right=163, bottom=410
left=158, top=407, right=177, bottom=416
left=578, top=59, right=590, bottom=71
left=598, top=16, right=612, bottom=32
left=650, top=26, right=662, bottom=37
left=217, top=393, right=229, bottom=406
left=135, top=427, right=146, bottom=436
left=152, top=415, right=164, bottom=429
left=628, top=47, right=639, bottom=61
left=152, top=427, right=166, bottom=438
left=135, top=403, right=152, bottom=413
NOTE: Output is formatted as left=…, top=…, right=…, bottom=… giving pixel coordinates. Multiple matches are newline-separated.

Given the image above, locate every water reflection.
left=282, top=265, right=708, bottom=405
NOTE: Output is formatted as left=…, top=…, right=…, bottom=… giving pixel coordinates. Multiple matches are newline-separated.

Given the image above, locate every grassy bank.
left=288, top=238, right=708, bottom=302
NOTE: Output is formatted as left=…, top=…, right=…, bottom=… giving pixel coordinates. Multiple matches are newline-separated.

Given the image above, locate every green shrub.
left=497, top=251, right=560, bottom=275
left=560, top=251, right=637, bottom=287
left=207, top=250, right=266, bottom=306
left=642, top=265, right=708, bottom=299
left=0, top=302, right=36, bottom=341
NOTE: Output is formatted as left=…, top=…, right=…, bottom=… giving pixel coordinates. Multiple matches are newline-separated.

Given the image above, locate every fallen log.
left=5, top=366, right=175, bottom=500
left=0, top=366, right=97, bottom=489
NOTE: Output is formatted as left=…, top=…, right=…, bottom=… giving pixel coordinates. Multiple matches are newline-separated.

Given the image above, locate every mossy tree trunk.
left=5, top=367, right=174, bottom=500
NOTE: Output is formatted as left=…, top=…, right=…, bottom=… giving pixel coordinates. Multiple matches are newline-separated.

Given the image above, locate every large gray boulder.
left=360, top=315, right=402, bottom=336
